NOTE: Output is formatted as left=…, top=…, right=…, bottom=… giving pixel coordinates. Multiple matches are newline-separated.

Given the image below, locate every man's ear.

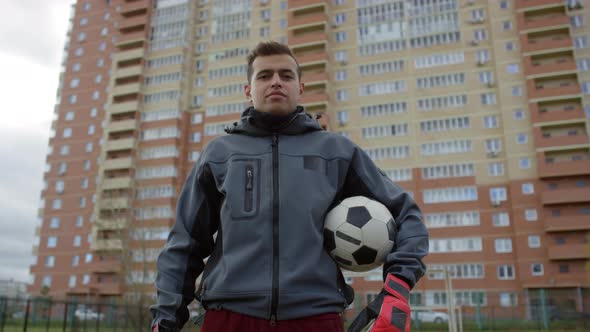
left=244, top=84, right=252, bottom=102
left=299, top=82, right=305, bottom=96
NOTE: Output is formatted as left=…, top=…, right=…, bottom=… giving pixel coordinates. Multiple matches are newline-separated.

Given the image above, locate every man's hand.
left=348, top=274, right=411, bottom=332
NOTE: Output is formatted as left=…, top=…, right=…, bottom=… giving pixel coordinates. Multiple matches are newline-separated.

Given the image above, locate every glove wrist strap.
left=384, top=274, right=410, bottom=302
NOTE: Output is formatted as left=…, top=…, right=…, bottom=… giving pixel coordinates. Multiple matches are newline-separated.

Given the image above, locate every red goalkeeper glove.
left=348, top=274, right=411, bottom=332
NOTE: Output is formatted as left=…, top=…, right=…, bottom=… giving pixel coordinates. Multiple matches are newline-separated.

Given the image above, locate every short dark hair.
left=246, top=41, right=302, bottom=84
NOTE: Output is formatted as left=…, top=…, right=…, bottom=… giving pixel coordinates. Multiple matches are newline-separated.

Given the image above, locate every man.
left=151, top=41, right=429, bottom=332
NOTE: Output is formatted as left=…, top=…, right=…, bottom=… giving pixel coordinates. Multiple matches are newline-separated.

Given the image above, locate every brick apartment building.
left=30, top=0, right=589, bottom=316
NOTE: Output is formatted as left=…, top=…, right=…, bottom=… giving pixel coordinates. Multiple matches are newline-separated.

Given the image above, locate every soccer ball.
left=323, top=196, right=396, bottom=272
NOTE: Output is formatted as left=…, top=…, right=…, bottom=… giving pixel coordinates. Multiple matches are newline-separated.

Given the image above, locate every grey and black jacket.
left=150, top=106, right=429, bottom=329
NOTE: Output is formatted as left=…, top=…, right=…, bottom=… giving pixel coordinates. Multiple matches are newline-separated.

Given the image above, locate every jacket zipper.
left=270, top=134, right=280, bottom=324
left=244, top=165, right=254, bottom=212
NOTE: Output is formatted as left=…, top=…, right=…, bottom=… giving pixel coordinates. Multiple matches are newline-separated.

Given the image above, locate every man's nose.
left=271, top=73, right=282, bottom=87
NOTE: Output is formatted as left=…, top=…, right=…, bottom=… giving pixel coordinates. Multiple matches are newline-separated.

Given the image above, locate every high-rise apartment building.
left=31, top=0, right=589, bottom=316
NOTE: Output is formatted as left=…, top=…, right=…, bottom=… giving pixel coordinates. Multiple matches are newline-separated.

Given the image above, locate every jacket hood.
left=224, top=106, right=323, bottom=137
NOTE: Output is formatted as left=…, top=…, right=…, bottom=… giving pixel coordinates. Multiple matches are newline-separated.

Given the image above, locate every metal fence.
left=1, top=296, right=588, bottom=331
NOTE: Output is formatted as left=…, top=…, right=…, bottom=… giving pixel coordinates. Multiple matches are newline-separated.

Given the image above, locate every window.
left=335, top=50, right=347, bottom=62
left=70, top=78, right=80, bottom=88
left=42, top=276, right=52, bottom=287
left=80, top=17, right=88, bottom=25
left=259, top=27, right=270, bottom=37
left=502, top=21, right=512, bottom=30
left=483, top=115, right=499, bottom=129
left=83, top=160, right=91, bottom=171
left=44, top=256, right=55, bottom=267
left=76, top=216, right=84, bottom=227
left=55, top=180, right=65, bottom=193
left=85, top=142, right=93, bottom=152
left=559, top=264, right=569, bottom=273
left=507, top=64, right=519, bottom=73
left=85, top=253, right=93, bottom=263
left=505, top=41, right=515, bottom=51
left=52, top=199, right=62, bottom=210
left=500, top=0, right=509, bottom=8
left=73, top=63, right=81, bottom=72
left=191, top=132, right=202, bottom=143
left=335, top=31, right=347, bottom=43
left=90, top=107, right=97, bottom=117
left=480, top=93, right=496, bottom=105
left=497, top=265, right=515, bottom=280
left=488, top=162, right=504, bottom=176
left=499, top=293, right=517, bottom=307
left=334, top=13, right=346, bottom=25
left=82, top=274, right=90, bottom=285
left=68, top=275, right=77, bottom=288
left=73, top=235, right=82, bottom=247
left=335, top=70, right=347, bottom=81
left=49, top=217, right=60, bottom=229
left=87, top=124, right=95, bottom=135
left=490, top=187, right=507, bottom=202
left=337, top=111, right=349, bottom=124
left=516, top=133, right=528, bottom=144
left=79, top=197, right=86, bottom=208
left=525, top=209, right=538, bottom=221
left=479, top=71, right=493, bottom=84
left=71, top=255, right=80, bottom=267
left=77, top=32, right=86, bottom=41
left=522, top=183, right=534, bottom=194
left=47, top=236, right=57, bottom=248
left=95, top=74, right=102, bottom=83
left=511, top=86, right=522, bottom=96
left=97, top=58, right=104, bottom=67
left=336, top=89, right=348, bottom=101
left=68, top=95, right=77, bottom=104
left=65, top=111, right=74, bottom=121
left=192, top=113, right=203, bottom=124
left=574, top=36, right=588, bottom=49
left=58, top=162, right=68, bottom=175
left=82, top=2, right=90, bottom=11
left=531, top=263, right=543, bottom=276
left=74, top=47, right=84, bottom=56
left=492, top=213, right=510, bottom=227
left=92, top=91, right=100, bottom=100
left=513, top=109, right=525, bottom=120
left=519, top=157, right=531, bottom=169
left=571, top=15, right=584, bottom=28
left=528, top=235, right=541, bottom=248
left=495, top=238, right=512, bottom=253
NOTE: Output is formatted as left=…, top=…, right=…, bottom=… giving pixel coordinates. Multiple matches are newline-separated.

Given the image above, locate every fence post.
left=540, top=288, right=549, bottom=330
left=45, top=299, right=53, bottom=332
left=0, top=297, right=7, bottom=332
left=95, top=303, right=101, bottom=332
left=23, top=298, right=31, bottom=332
left=62, top=302, right=69, bottom=332
left=476, top=302, right=482, bottom=330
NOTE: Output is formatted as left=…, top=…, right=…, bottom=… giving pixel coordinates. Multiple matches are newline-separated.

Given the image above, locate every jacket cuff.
left=384, top=274, right=410, bottom=302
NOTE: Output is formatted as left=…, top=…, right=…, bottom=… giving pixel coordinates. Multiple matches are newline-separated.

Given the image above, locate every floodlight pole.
left=428, top=268, right=457, bottom=332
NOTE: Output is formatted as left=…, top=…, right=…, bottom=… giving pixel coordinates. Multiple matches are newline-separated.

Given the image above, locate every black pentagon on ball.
left=386, top=218, right=397, bottom=242
left=352, top=245, right=378, bottom=265
left=346, top=206, right=372, bottom=228
left=334, top=255, right=352, bottom=266
left=323, top=229, right=336, bottom=252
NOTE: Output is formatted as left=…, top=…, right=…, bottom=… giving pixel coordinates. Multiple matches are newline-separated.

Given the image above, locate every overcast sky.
left=0, top=0, right=72, bottom=282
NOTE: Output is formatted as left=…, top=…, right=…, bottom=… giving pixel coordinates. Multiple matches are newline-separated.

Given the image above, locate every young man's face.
left=245, top=54, right=304, bottom=115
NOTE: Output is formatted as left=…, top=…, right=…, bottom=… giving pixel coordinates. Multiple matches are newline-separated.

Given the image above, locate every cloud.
left=0, top=128, right=48, bottom=283
left=0, top=0, right=71, bottom=67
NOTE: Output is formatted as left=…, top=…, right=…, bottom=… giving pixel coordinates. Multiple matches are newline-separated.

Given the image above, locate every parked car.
left=74, top=308, right=104, bottom=320
left=411, top=309, right=449, bottom=323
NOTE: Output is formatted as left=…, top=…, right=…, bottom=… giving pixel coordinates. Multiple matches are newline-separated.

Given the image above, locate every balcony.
left=545, top=215, right=590, bottom=232
left=295, top=51, right=328, bottom=64
left=116, top=31, right=146, bottom=48
left=116, top=48, right=145, bottom=62
left=518, top=12, right=569, bottom=31
left=547, top=243, right=589, bottom=260
left=300, top=92, right=328, bottom=105
left=91, top=259, right=122, bottom=274
left=103, top=157, right=133, bottom=171
left=289, top=32, right=327, bottom=46
left=537, top=156, right=590, bottom=178
left=105, top=138, right=135, bottom=151
left=109, top=101, right=139, bottom=115
left=101, top=177, right=133, bottom=190
left=527, top=80, right=581, bottom=100
left=534, top=129, right=589, bottom=149
left=541, top=187, right=590, bottom=205
left=108, top=119, right=137, bottom=133
left=521, top=34, right=572, bottom=53
left=100, top=197, right=130, bottom=210
left=119, top=16, right=147, bottom=33
left=120, top=0, right=149, bottom=16
left=92, top=238, right=123, bottom=251
left=114, top=65, right=142, bottom=79
left=112, top=83, right=141, bottom=97
left=516, top=0, right=564, bottom=10
left=289, top=12, right=327, bottom=27
left=95, top=218, right=128, bottom=231
left=524, top=55, right=576, bottom=77
left=288, top=0, right=325, bottom=7
left=302, top=72, right=328, bottom=84
left=530, top=102, right=586, bottom=123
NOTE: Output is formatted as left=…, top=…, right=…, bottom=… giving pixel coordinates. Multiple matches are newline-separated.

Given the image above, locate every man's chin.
left=260, top=106, right=293, bottom=115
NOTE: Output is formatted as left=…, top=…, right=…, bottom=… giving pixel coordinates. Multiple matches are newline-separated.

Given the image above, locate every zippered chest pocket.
left=226, top=159, right=260, bottom=219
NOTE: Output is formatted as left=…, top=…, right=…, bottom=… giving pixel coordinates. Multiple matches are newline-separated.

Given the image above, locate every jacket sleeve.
left=341, top=145, right=429, bottom=288
left=150, top=155, right=221, bottom=329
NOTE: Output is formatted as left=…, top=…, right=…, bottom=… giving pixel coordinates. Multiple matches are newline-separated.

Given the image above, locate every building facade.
left=30, top=0, right=589, bottom=316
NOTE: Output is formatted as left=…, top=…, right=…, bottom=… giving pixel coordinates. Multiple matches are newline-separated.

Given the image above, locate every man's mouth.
left=267, top=92, right=286, bottom=98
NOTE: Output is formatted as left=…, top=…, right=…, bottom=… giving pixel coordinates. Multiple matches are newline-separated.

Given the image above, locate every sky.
left=0, top=0, right=72, bottom=282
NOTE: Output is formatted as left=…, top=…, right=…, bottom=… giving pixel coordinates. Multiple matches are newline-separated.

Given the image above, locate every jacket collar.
left=224, top=106, right=323, bottom=137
